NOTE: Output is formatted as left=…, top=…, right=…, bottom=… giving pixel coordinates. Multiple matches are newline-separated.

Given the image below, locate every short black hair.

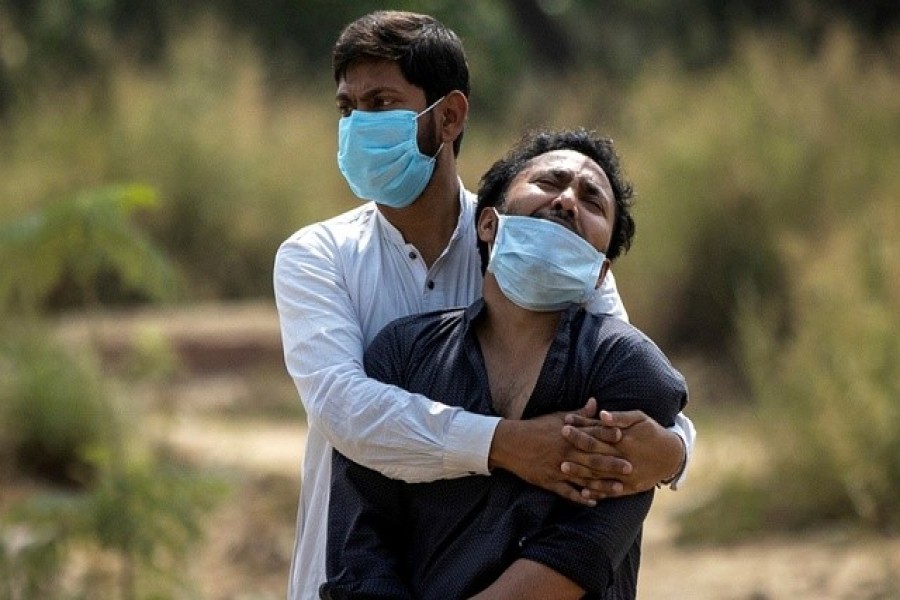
left=333, top=11, right=470, bottom=155
left=475, top=128, right=636, bottom=273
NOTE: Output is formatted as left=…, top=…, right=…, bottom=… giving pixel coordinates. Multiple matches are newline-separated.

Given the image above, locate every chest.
left=483, top=348, right=549, bottom=420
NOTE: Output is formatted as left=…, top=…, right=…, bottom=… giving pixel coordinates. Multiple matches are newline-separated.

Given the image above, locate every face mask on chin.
left=337, top=97, right=445, bottom=209
left=487, top=210, right=606, bottom=311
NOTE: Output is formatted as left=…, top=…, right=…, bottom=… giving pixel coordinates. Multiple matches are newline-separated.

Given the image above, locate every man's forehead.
left=522, top=149, right=607, bottom=180
left=336, top=59, right=410, bottom=95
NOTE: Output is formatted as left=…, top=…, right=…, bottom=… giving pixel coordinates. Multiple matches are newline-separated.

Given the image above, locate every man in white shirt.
left=273, top=10, right=696, bottom=600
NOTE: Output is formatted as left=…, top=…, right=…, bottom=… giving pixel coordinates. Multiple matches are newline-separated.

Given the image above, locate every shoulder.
left=274, top=204, right=377, bottom=277
left=277, top=204, right=377, bottom=258
left=578, top=310, right=685, bottom=382
left=575, top=310, right=688, bottom=422
left=370, top=307, right=467, bottom=351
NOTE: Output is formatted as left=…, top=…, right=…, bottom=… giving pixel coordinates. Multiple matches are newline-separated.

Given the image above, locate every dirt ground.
left=50, top=302, right=900, bottom=599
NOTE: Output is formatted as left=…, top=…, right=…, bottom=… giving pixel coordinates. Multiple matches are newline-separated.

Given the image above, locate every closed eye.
left=534, top=177, right=560, bottom=190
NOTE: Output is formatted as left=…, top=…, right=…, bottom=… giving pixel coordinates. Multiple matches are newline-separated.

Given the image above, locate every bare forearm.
left=469, top=559, right=582, bottom=600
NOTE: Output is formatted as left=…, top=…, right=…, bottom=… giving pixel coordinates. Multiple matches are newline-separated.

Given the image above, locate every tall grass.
left=678, top=197, right=900, bottom=542
left=645, top=29, right=900, bottom=539
left=613, top=27, right=900, bottom=356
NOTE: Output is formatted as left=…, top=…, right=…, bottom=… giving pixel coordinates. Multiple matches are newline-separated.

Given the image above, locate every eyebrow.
left=336, top=85, right=402, bottom=103
left=528, top=166, right=569, bottom=180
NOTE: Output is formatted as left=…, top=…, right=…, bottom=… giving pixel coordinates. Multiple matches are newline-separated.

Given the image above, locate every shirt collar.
left=374, top=179, right=472, bottom=251
left=461, top=297, right=583, bottom=335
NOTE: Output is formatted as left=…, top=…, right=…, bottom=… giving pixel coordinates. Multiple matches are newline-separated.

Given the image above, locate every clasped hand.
left=491, top=398, right=681, bottom=506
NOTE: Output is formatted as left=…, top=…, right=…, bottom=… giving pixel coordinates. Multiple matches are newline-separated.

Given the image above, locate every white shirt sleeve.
left=273, top=235, right=499, bottom=482
left=666, top=411, right=696, bottom=489
left=592, top=270, right=697, bottom=489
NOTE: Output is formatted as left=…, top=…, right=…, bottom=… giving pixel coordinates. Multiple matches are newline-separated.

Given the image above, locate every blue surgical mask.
left=337, top=97, right=444, bottom=208
left=487, top=211, right=606, bottom=311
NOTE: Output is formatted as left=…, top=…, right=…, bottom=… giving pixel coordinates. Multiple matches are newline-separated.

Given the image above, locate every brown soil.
left=38, top=303, right=900, bottom=599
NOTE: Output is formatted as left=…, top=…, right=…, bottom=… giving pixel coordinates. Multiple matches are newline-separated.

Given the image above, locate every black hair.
left=333, top=11, right=470, bottom=155
left=475, top=128, right=636, bottom=273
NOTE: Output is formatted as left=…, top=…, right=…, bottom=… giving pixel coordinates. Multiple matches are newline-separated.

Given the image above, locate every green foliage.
left=105, top=26, right=344, bottom=299
left=0, top=184, right=180, bottom=312
left=0, top=326, right=226, bottom=598
left=0, top=331, right=111, bottom=485
left=80, top=449, right=227, bottom=599
left=3, top=0, right=897, bottom=122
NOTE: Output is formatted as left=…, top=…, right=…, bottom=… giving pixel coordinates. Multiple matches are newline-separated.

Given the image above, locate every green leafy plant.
left=0, top=184, right=179, bottom=313
left=0, top=332, right=110, bottom=485
left=80, top=449, right=227, bottom=600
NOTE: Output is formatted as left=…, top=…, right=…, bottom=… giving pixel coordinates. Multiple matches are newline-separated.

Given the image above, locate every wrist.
left=659, top=432, right=687, bottom=486
left=488, top=419, right=514, bottom=472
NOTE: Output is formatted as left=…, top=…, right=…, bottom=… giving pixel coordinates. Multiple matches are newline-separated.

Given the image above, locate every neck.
left=476, top=275, right=562, bottom=419
left=378, top=154, right=460, bottom=267
left=476, top=276, right=562, bottom=352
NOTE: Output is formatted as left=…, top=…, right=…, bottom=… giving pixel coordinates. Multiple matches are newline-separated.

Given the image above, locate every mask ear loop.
left=416, top=95, right=446, bottom=118
left=488, top=207, right=504, bottom=244
left=417, top=96, right=447, bottom=160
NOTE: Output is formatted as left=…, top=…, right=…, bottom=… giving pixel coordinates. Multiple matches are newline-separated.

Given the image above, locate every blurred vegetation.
left=0, top=184, right=179, bottom=311
left=680, top=198, right=900, bottom=542
left=0, top=325, right=227, bottom=598
left=0, top=178, right=224, bottom=596
left=0, top=0, right=899, bottom=594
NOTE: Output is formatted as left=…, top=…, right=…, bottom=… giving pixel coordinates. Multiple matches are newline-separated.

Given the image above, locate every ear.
left=595, top=259, right=611, bottom=289
left=438, top=90, right=468, bottom=145
left=477, top=207, right=498, bottom=244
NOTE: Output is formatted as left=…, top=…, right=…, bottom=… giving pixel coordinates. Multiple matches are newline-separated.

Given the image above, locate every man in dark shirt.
left=322, top=129, right=688, bottom=599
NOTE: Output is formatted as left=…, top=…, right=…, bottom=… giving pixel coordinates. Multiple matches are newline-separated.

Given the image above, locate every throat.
left=478, top=321, right=557, bottom=420
left=379, top=182, right=460, bottom=267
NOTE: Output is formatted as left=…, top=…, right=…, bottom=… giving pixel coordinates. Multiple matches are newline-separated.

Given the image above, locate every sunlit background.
left=1, top=1, right=898, bottom=598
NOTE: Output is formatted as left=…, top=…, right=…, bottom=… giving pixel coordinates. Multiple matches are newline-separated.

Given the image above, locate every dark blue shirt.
left=322, top=299, right=687, bottom=600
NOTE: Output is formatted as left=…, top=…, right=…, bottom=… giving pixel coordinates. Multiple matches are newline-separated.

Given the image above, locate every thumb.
left=575, top=397, right=599, bottom=419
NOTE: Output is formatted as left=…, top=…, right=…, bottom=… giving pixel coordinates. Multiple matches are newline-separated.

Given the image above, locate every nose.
left=551, top=187, right=578, bottom=214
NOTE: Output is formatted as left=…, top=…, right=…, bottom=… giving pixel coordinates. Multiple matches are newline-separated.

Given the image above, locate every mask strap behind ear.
left=416, top=95, right=446, bottom=118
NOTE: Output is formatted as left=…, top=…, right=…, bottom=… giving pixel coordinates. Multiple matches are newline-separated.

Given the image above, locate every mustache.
left=530, top=209, right=577, bottom=232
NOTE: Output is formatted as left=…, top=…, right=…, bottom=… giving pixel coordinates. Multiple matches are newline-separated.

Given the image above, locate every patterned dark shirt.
left=322, top=299, right=687, bottom=600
